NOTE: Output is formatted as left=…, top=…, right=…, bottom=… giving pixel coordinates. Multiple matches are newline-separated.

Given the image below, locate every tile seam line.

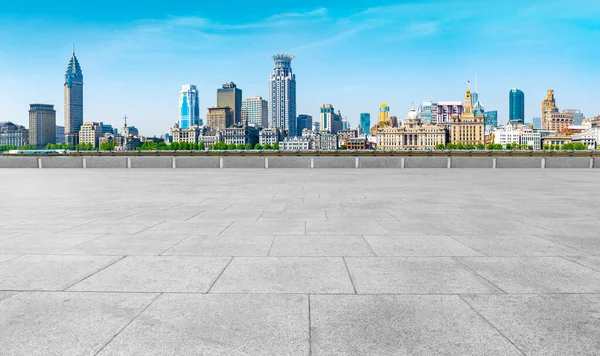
left=158, top=234, right=193, bottom=256
left=62, top=255, right=127, bottom=291
left=57, top=233, right=112, bottom=254
left=530, top=233, right=594, bottom=256
left=93, top=292, right=163, bottom=356
left=132, top=220, right=167, bottom=235
left=452, top=257, right=509, bottom=294
left=559, top=256, right=600, bottom=273
left=217, top=221, right=236, bottom=235
left=457, top=294, right=527, bottom=356
left=267, top=235, right=278, bottom=256
left=360, top=234, right=378, bottom=256
left=445, top=233, right=487, bottom=257
left=206, top=257, right=234, bottom=294
left=342, top=257, right=358, bottom=294
left=308, top=293, right=313, bottom=356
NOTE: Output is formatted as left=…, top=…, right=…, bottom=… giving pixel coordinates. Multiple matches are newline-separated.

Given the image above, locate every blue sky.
left=1, top=0, right=599, bottom=135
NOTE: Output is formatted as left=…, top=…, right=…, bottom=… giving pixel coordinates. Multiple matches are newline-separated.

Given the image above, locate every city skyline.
left=1, top=1, right=599, bottom=136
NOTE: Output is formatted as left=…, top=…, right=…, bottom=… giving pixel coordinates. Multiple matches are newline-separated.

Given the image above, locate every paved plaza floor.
left=1, top=169, right=600, bottom=355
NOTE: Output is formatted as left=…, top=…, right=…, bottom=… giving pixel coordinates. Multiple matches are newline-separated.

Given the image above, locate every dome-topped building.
left=404, top=104, right=421, bottom=128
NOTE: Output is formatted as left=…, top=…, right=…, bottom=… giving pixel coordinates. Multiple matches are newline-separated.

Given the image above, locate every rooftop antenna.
left=72, top=42, right=75, bottom=55
left=124, top=114, right=128, bottom=127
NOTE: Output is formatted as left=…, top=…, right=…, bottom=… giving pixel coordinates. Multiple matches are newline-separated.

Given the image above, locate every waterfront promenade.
left=1, top=169, right=600, bottom=355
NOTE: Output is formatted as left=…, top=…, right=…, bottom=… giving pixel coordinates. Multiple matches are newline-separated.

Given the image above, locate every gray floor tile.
left=0, top=233, right=107, bottom=254
left=536, top=234, right=600, bottom=255
left=163, top=234, right=274, bottom=256
left=305, top=221, right=389, bottom=235
left=259, top=210, right=328, bottom=222
left=463, top=294, right=600, bottom=356
left=61, top=220, right=160, bottom=234
left=186, top=211, right=263, bottom=222
left=141, top=221, right=233, bottom=235
left=0, top=291, right=158, bottom=356
left=0, top=255, right=122, bottom=290
left=345, top=257, right=501, bottom=294
left=222, top=220, right=305, bottom=235
left=97, top=294, right=309, bottom=356
left=269, top=235, right=375, bottom=256
left=0, top=254, right=19, bottom=263
left=0, top=291, right=18, bottom=302
left=451, top=234, right=583, bottom=256
left=61, top=234, right=188, bottom=256
left=69, top=256, right=230, bottom=293
left=364, top=235, right=482, bottom=256
left=459, top=257, right=600, bottom=293
left=209, top=257, right=355, bottom=293
left=563, top=255, right=600, bottom=272
left=310, top=294, right=522, bottom=355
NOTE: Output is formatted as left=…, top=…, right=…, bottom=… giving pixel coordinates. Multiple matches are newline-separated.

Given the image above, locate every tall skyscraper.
left=564, top=109, right=584, bottom=126
left=269, top=55, right=297, bottom=136
left=484, top=111, right=498, bottom=128
left=217, top=83, right=242, bottom=125
left=360, top=113, right=371, bottom=135
left=179, top=85, right=200, bottom=129
left=320, top=104, right=343, bottom=134
left=29, top=104, right=56, bottom=148
left=296, top=114, right=312, bottom=134
left=532, top=117, right=542, bottom=129
left=241, top=96, right=268, bottom=127
left=509, top=88, right=525, bottom=123
left=64, top=51, right=83, bottom=146
left=378, top=104, right=390, bottom=123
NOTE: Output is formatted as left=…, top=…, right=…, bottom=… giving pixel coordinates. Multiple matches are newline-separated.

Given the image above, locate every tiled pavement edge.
left=1, top=169, right=600, bottom=355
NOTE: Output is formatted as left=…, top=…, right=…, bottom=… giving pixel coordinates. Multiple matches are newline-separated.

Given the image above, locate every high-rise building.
left=484, top=111, right=498, bottom=128
left=269, top=54, right=297, bottom=136
left=509, top=89, right=525, bottom=123
left=56, top=126, right=65, bottom=144
left=29, top=104, right=56, bottom=148
left=378, top=104, right=390, bottom=123
left=532, top=117, right=542, bottom=129
left=179, top=85, right=200, bottom=129
left=360, top=113, right=371, bottom=135
left=449, top=90, right=485, bottom=145
left=79, top=122, right=102, bottom=148
left=206, top=107, right=233, bottom=131
left=296, top=114, right=312, bottom=134
left=64, top=51, right=84, bottom=146
left=217, top=83, right=242, bottom=125
left=241, top=96, right=268, bottom=127
left=320, top=104, right=343, bottom=134
left=541, top=90, right=574, bottom=131
left=564, top=109, right=584, bottom=126
left=419, top=101, right=463, bottom=124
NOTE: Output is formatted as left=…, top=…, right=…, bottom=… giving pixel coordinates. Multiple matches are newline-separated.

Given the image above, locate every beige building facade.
left=375, top=108, right=447, bottom=150
left=449, top=90, right=485, bottom=145
left=542, top=90, right=574, bottom=131
left=79, top=122, right=102, bottom=148
left=207, top=107, right=233, bottom=131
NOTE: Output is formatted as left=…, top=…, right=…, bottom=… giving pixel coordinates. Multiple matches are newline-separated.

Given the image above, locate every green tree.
left=445, top=143, right=455, bottom=149
left=264, top=143, right=272, bottom=150
left=506, top=143, right=513, bottom=150
left=455, top=142, right=465, bottom=150
left=476, top=143, right=485, bottom=150
left=254, top=143, right=263, bottom=150
left=435, top=143, right=445, bottom=150
left=236, top=143, right=245, bottom=150
left=465, top=143, right=475, bottom=150
left=493, top=144, right=502, bottom=150
left=485, top=143, right=494, bottom=150
left=227, top=143, right=236, bottom=150
left=573, top=142, right=587, bottom=150
left=199, top=142, right=205, bottom=150
left=245, top=143, right=253, bottom=150
left=273, top=143, right=280, bottom=150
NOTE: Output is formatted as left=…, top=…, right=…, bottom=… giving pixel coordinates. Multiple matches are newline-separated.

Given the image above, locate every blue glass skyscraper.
left=360, top=113, right=371, bottom=135
left=179, top=85, right=200, bottom=129
left=509, top=89, right=525, bottom=123
left=484, top=111, right=498, bottom=128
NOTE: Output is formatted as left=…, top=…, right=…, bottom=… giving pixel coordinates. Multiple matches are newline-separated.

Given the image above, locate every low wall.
left=0, top=155, right=596, bottom=169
